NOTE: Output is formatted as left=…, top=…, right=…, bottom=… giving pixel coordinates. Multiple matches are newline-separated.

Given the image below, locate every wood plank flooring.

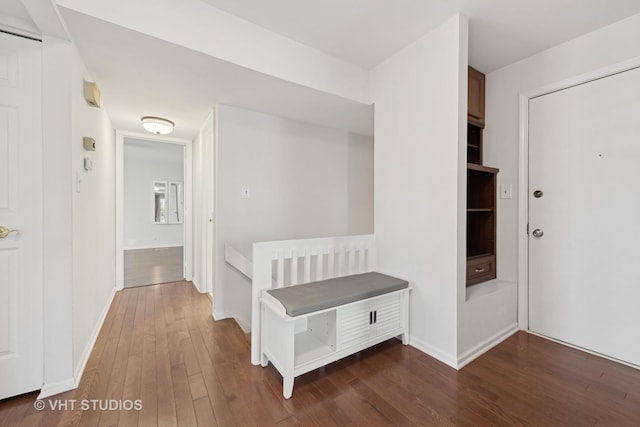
left=123, top=247, right=184, bottom=288
left=1, top=280, right=640, bottom=426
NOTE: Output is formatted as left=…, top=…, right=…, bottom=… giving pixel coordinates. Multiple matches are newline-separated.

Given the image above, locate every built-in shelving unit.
left=467, top=67, right=498, bottom=286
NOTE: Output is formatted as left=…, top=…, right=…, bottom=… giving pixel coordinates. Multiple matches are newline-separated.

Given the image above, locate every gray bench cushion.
left=266, top=272, right=408, bottom=317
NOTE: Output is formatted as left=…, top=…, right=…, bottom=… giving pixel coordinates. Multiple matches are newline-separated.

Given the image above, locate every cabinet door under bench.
left=337, top=292, right=404, bottom=351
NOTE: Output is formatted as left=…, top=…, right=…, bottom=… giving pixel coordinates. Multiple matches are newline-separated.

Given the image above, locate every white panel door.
left=0, top=33, right=43, bottom=399
left=529, top=66, right=640, bottom=366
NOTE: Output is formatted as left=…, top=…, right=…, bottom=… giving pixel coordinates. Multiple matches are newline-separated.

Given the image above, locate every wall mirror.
left=153, top=181, right=166, bottom=223
left=154, top=181, right=183, bottom=224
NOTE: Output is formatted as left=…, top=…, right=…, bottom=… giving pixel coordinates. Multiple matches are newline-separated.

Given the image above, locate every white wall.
left=123, top=139, right=184, bottom=249
left=70, top=47, right=116, bottom=378
left=215, top=105, right=374, bottom=330
left=484, top=12, right=640, bottom=326
left=370, top=15, right=464, bottom=367
left=41, top=35, right=74, bottom=396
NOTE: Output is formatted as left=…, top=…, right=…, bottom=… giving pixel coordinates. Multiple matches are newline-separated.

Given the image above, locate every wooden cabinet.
left=466, top=66, right=497, bottom=286
left=468, top=66, right=485, bottom=127
left=467, top=164, right=498, bottom=285
left=467, top=123, right=483, bottom=164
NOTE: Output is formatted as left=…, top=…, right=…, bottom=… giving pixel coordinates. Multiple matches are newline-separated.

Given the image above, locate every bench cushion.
left=266, top=272, right=408, bottom=316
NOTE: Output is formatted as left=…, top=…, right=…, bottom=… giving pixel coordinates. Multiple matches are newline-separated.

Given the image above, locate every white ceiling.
left=11, top=0, right=640, bottom=140
left=60, top=9, right=373, bottom=139
left=200, top=0, right=640, bottom=72
left=0, top=0, right=37, bottom=34
left=0, top=0, right=32, bottom=21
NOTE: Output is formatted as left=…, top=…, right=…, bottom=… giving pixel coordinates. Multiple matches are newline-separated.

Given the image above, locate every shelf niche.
left=466, top=66, right=498, bottom=287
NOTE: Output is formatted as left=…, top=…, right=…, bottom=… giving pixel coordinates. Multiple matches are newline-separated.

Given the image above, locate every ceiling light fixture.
left=141, top=116, right=175, bottom=135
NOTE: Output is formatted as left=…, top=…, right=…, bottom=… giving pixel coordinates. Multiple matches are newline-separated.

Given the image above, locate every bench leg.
left=401, top=332, right=408, bottom=345
left=261, top=353, right=269, bottom=367
left=283, top=377, right=294, bottom=399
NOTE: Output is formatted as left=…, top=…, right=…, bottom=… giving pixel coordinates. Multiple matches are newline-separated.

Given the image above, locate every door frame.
left=115, top=130, right=193, bottom=290
left=517, top=57, right=640, bottom=330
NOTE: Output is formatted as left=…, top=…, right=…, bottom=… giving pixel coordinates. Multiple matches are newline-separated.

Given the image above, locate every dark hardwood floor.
left=1, top=281, right=639, bottom=426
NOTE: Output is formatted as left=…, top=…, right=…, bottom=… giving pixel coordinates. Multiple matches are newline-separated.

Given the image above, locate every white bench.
left=250, top=235, right=410, bottom=399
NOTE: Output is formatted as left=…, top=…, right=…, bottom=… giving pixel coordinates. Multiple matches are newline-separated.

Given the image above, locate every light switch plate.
left=500, top=184, right=512, bottom=199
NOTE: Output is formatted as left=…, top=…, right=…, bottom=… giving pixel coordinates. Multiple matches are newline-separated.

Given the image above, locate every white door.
left=529, top=66, right=640, bottom=366
left=201, top=112, right=215, bottom=295
left=0, top=33, right=43, bottom=398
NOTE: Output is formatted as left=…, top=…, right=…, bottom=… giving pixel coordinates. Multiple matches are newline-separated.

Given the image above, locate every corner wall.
left=216, top=105, right=374, bottom=330
left=41, top=36, right=75, bottom=396
left=370, top=15, right=465, bottom=366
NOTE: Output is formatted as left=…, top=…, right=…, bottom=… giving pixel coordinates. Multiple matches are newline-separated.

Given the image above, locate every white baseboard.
left=457, top=323, right=519, bottom=369
left=38, top=377, right=76, bottom=400
left=124, top=243, right=183, bottom=250
left=212, top=309, right=228, bottom=321
left=38, top=286, right=117, bottom=400
left=192, top=277, right=202, bottom=293
left=409, top=336, right=458, bottom=369
left=233, top=316, right=251, bottom=333
left=526, top=330, right=640, bottom=370
left=73, top=286, right=117, bottom=384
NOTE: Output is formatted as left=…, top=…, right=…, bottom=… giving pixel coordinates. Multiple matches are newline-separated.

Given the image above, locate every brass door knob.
left=0, top=226, right=20, bottom=239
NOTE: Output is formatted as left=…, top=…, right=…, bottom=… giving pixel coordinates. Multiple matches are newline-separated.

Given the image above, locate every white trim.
left=116, top=130, right=193, bottom=291
left=212, top=310, right=228, bottom=321
left=191, top=277, right=202, bottom=292
left=72, top=287, right=117, bottom=384
left=517, top=93, right=529, bottom=330
left=184, top=142, right=193, bottom=282
left=38, top=286, right=117, bottom=399
left=123, top=243, right=184, bottom=250
left=0, top=18, right=41, bottom=41
left=233, top=316, right=250, bottom=333
left=517, top=56, right=640, bottom=332
left=409, top=336, right=457, bottom=369
left=212, top=107, right=220, bottom=306
left=457, top=324, right=519, bottom=369
left=37, top=377, right=75, bottom=400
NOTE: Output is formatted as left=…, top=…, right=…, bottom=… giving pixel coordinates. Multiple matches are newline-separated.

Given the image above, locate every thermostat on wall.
left=83, top=137, right=96, bottom=151
left=83, top=80, right=101, bottom=108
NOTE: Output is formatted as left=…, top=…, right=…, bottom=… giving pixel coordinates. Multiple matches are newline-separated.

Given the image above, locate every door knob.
left=532, top=229, right=544, bottom=238
left=0, top=226, right=20, bottom=238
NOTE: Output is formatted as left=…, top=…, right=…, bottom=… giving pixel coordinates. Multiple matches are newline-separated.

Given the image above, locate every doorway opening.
left=123, top=138, right=185, bottom=287
left=115, top=131, right=193, bottom=290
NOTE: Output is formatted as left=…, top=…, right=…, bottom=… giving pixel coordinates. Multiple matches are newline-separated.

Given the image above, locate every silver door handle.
left=532, top=229, right=544, bottom=238
left=0, top=226, right=20, bottom=238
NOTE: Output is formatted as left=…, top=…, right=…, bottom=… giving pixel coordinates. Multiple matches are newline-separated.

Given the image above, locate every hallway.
left=1, top=281, right=640, bottom=426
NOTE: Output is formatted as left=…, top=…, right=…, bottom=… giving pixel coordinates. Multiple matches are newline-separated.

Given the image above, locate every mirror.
left=154, top=181, right=183, bottom=224
left=153, top=181, right=167, bottom=223
left=168, top=181, right=184, bottom=224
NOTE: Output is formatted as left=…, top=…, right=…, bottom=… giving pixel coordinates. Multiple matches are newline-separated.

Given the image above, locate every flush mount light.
left=141, top=116, right=175, bottom=135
